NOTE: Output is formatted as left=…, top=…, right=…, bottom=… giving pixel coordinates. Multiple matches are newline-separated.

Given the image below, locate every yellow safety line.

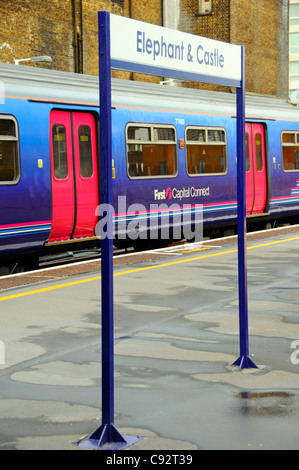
left=0, top=235, right=298, bottom=302
left=0, top=276, right=102, bottom=302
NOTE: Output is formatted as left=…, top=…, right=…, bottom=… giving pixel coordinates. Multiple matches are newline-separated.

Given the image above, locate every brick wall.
left=73, top=0, right=163, bottom=82
left=176, top=0, right=231, bottom=91
left=231, top=0, right=289, bottom=97
left=180, top=0, right=230, bottom=43
left=177, top=0, right=289, bottom=97
left=83, top=0, right=126, bottom=76
left=0, top=0, right=74, bottom=71
left=0, top=0, right=289, bottom=97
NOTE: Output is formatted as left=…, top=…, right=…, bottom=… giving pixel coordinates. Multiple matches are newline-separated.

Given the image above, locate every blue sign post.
left=233, top=47, right=258, bottom=370
left=78, top=10, right=257, bottom=450
left=77, top=12, right=142, bottom=450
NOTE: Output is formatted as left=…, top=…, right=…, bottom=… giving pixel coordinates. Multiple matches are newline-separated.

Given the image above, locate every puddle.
left=236, top=391, right=295, bottom=417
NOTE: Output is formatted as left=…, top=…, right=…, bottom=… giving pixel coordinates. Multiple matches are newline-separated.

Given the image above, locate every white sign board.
left=110, top=14, right=242, bottom=87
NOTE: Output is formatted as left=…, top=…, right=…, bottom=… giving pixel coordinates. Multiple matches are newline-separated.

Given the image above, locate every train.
left=1, top=61, right=299, bottom=274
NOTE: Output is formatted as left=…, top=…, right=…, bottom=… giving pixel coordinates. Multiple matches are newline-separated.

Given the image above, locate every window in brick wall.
left=198, top=0, right=212, bottom=15
left=290, top=0, right=299, bottom=101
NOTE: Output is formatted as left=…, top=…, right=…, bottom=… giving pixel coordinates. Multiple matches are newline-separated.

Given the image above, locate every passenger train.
left=1, top=62, right=299, bottom=274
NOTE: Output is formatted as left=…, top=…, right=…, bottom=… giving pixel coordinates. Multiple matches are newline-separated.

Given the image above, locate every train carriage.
left=0, top=62, right=299, bottom=273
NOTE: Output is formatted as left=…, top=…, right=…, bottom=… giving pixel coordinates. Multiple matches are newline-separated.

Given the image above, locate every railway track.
left=38, top=246, right=135, bottom=268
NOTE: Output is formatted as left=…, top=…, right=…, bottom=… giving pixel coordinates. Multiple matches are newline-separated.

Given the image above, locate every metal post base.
left=77, top=424, right=143, bottom=450
left=233, top=355, right=258, bottom=370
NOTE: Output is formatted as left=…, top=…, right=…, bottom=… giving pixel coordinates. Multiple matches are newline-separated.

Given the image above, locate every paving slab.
left=0, top=230, right=299, bottom=450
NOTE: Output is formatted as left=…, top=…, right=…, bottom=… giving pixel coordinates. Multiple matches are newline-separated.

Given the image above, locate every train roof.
left=0, top=62, right=299, bottom=122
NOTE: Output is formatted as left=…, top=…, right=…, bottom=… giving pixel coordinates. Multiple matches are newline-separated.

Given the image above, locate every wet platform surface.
left=0, top=228, right=299, bottom=450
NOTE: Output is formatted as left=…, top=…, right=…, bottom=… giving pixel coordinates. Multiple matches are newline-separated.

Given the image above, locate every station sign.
left=110, top=14, right=242, bottom=87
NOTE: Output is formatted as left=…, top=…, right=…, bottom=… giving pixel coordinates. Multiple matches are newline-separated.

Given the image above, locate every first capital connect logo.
left=154, top=186, right=210, bottom=201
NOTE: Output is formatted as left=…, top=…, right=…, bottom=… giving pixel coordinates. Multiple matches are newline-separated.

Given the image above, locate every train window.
left=78, top=125, right=93, bottom=178
left=126, top=124, right=177, bottom=178
left=186, top=126, right=227, bottom=175
left=153, top=127, right=175, bottom=142
left=0, top=117, right=19, bottom=183
left=281, top=131, right=299, bottom=171
left=52, top=125, right=68, bottom=179
left=128, top=126, right=150, bottom=141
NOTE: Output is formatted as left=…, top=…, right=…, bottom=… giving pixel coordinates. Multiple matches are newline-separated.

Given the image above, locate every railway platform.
left=0, top=226, right=299, bottom=450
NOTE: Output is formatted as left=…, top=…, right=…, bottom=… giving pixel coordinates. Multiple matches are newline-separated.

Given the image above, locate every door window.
left=52, top=124, right=68, bottom=179
left=245, top=133, right=250, bottom=171
left=78, top=125, right=93, bottom=178
left=255, top=133, right=263, bottom=171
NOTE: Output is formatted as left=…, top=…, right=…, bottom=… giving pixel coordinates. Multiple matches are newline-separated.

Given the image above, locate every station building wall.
left=0, top=0, right=289, bottom=97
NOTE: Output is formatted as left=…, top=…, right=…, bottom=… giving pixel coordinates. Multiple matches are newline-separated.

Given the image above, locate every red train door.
left=245, top=123, right=267, bottom=215
left=49, top=110, right=99, bottom=242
